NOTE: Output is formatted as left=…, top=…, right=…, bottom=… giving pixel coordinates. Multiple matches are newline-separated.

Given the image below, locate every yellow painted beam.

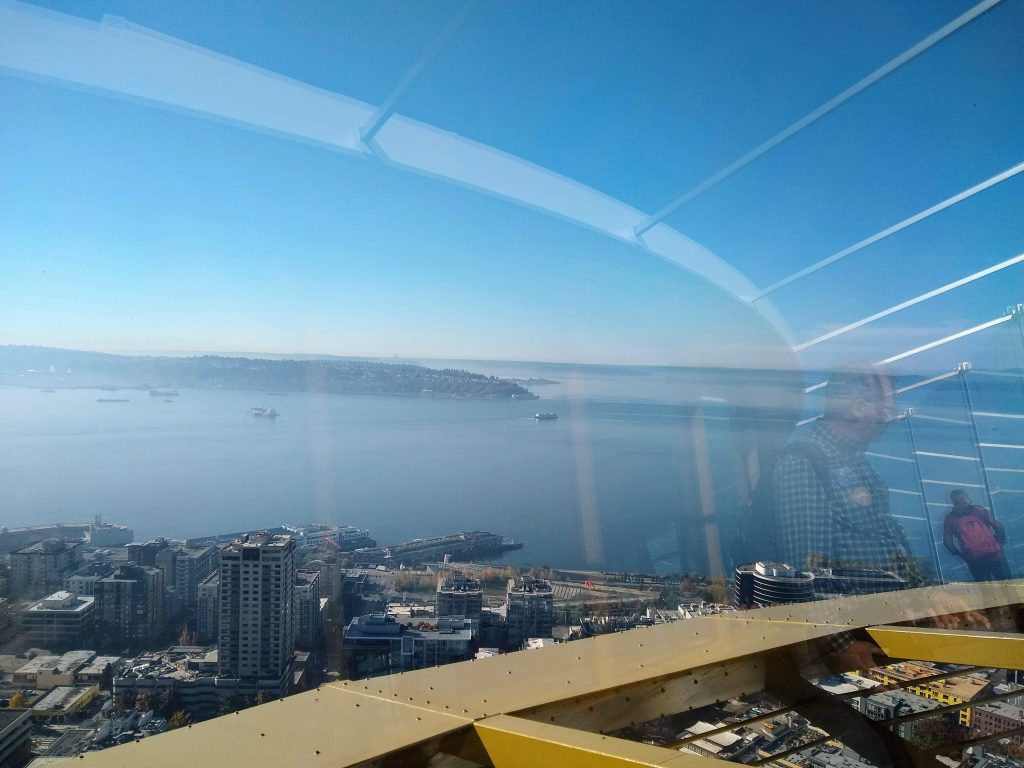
left=474, top=714, right=714, bottom=768
left=867, top=626, right=1024, bottom=670
left=76, top=686, right=472, bottom=768
left=78, top=582, right=1024, bottom=767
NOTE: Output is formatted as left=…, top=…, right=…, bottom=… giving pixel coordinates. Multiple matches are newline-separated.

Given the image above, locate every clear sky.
left=1, top=0, right=1022, bottom=369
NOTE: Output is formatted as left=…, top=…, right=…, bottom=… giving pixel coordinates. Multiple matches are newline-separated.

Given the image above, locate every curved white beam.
left=0, top=0, right=793, bottom=345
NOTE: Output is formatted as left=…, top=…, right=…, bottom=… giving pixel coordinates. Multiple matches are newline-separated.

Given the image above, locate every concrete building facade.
left=505, top=577, right=553, bottom=651
left=436, top=571, right=483, bottom=620
left=21, top=591, right=96, bottom=650
left=294, top=570, right=321, bottom=653
left=10, top=540, right=84, bottom=599
left=95, top=564, right=165, bottom=651
left=217, top=534, right=295, bottom=689
left=196, top=571, right=220, bottom=644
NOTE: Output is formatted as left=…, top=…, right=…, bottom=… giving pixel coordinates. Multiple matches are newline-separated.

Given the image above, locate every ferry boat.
left=534, top=412, right=558, bottom=420
left=250, top=406, right=278, bottom=418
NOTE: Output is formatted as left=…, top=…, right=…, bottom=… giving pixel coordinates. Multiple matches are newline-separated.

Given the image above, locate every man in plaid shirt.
left=771, top=367, right=909, bottom=670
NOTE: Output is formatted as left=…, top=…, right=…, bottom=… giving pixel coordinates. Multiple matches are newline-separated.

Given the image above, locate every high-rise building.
left=196, top=571, right=220, bottom=644
left=217, top=534, right=295, bottom=693
left=294, top=570, right=322, bottom=652
left=95, top=564, right=165, bottom=651
left=65, top=562, right=117, bottom=597
left=436, top=571, right=483, bottom=619
left=126, top=538, right=172, bottom=567
left=505, top=577, right=553, bottom=651
left=172, top=544, right=218, bottom=611
left=733, top=562, right=815, bottom=608
left=10, top=539, right=84, bottom=599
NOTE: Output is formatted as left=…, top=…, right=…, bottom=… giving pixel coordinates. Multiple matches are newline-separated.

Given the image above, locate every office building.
left=12, top=650, right=95, bottom=688
left=217, top=534, right=295, bottom=695
left=10, top=539, right=84, bottom=599
left=972, top=702, right=1024, bottom=748
left=860, top=690, right=940, bottom=741
left=343, top=614, right=474, bottom=679
left=22, top=590, right=96, bottom=650
left=169, top=543, right=218, bottom=612
left=733, top=562, right=814, bottom=608
left=0, top=710, right=31, bottom=767
left=196, top=571, right=219, bottom=644
left=65, top=562, right=117, bottom=597
left=436, top=571, right=483, bottom=620
left=95, top=564, right=165, bottom=651
left=294, top=570, right=321, bottom=652
left=505, top=577, right=553, bottom=651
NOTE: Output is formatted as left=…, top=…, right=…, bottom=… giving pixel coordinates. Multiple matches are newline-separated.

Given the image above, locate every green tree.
left=908, top=714, right=958, bottom=751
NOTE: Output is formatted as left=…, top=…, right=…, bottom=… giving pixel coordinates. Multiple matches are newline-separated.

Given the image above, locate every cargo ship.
left=534, top=412, right=558, bottom=420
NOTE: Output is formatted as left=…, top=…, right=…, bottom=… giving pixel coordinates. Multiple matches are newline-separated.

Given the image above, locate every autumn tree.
left=169, top=710, right=191, bottom=729
left=7, top=692, right=26, bottom=709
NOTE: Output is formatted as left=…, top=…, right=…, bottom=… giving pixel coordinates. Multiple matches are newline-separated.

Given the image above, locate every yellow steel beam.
left=867, top=626, right=1024, bottom=669
left=473, top=714, right=713, bottom=768
left=520, top=656, right=767, bottom=733
left=76, top=685, right=472, bottom=768
left=710, top=581, right=1024, bottom=628
left=78, top=582, right=1024, bottom=767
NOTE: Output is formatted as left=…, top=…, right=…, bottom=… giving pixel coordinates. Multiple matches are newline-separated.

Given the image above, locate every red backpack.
left=951, top=506, right=1001, bottom=558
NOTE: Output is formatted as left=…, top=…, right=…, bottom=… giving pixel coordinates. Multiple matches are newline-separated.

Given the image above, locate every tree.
left=7, top=692, right=26, bottom=709
left=135, top=689, right=154, bottom=713
left=908, top=714, right=958, bottom=751
left=168, top=710, right=191, bottom=729
left=157, top=687, right=178, bottom=717
left=216, top=693, right=244, bottom=717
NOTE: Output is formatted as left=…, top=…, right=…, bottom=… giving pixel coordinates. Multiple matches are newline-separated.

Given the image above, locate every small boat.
left=250, top=406, right=279, bottom=418
left=98, top=398, right=129, bottom=403
left=149, top=389, right=179, bottom=397
left=534, top=412, right=558, bottom=420
left=40, top=389, right=56, bottom=393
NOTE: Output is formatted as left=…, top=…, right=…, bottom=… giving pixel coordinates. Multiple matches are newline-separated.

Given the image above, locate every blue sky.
left=1, top=0, right=1022, bottom=368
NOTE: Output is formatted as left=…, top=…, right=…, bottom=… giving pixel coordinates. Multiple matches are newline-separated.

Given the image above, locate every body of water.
left=2, top=362, right=1021, bottom=576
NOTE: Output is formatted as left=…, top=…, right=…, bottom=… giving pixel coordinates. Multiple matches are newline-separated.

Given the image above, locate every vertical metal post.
left=957, top=363, right=997, bottom=514
left=903, top=411, right=944, bottom=584
left=1010, top=305, right=1024, bottom=395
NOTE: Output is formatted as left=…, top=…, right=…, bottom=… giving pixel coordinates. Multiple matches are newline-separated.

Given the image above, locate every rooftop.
left=16, top=651, right=95, bottom=676
left=0, top=709, right=29, bottom=730
left=16, top=539, right=80, bottom=555
left=32, top=686, right=94, bottom=712
left=975, top=701, right=1024, bottom=721
left=28, top=593, right=94, bottom=614
left=225, top=533, right=294, bottom=550
left=79, top=656, right=121, bottom=677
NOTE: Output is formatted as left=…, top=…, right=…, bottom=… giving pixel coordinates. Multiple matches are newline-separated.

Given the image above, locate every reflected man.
left=772, top=367, right=911, bottom=578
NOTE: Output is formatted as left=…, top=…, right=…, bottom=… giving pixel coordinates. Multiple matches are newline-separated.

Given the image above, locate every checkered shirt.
left=771, top=422, right=912, bottom=658
left=772, top=422, right=910, bottom=572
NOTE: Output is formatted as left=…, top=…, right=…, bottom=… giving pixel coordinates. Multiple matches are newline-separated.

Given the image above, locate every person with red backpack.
left=943, top=489, right=1010, bottom=581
